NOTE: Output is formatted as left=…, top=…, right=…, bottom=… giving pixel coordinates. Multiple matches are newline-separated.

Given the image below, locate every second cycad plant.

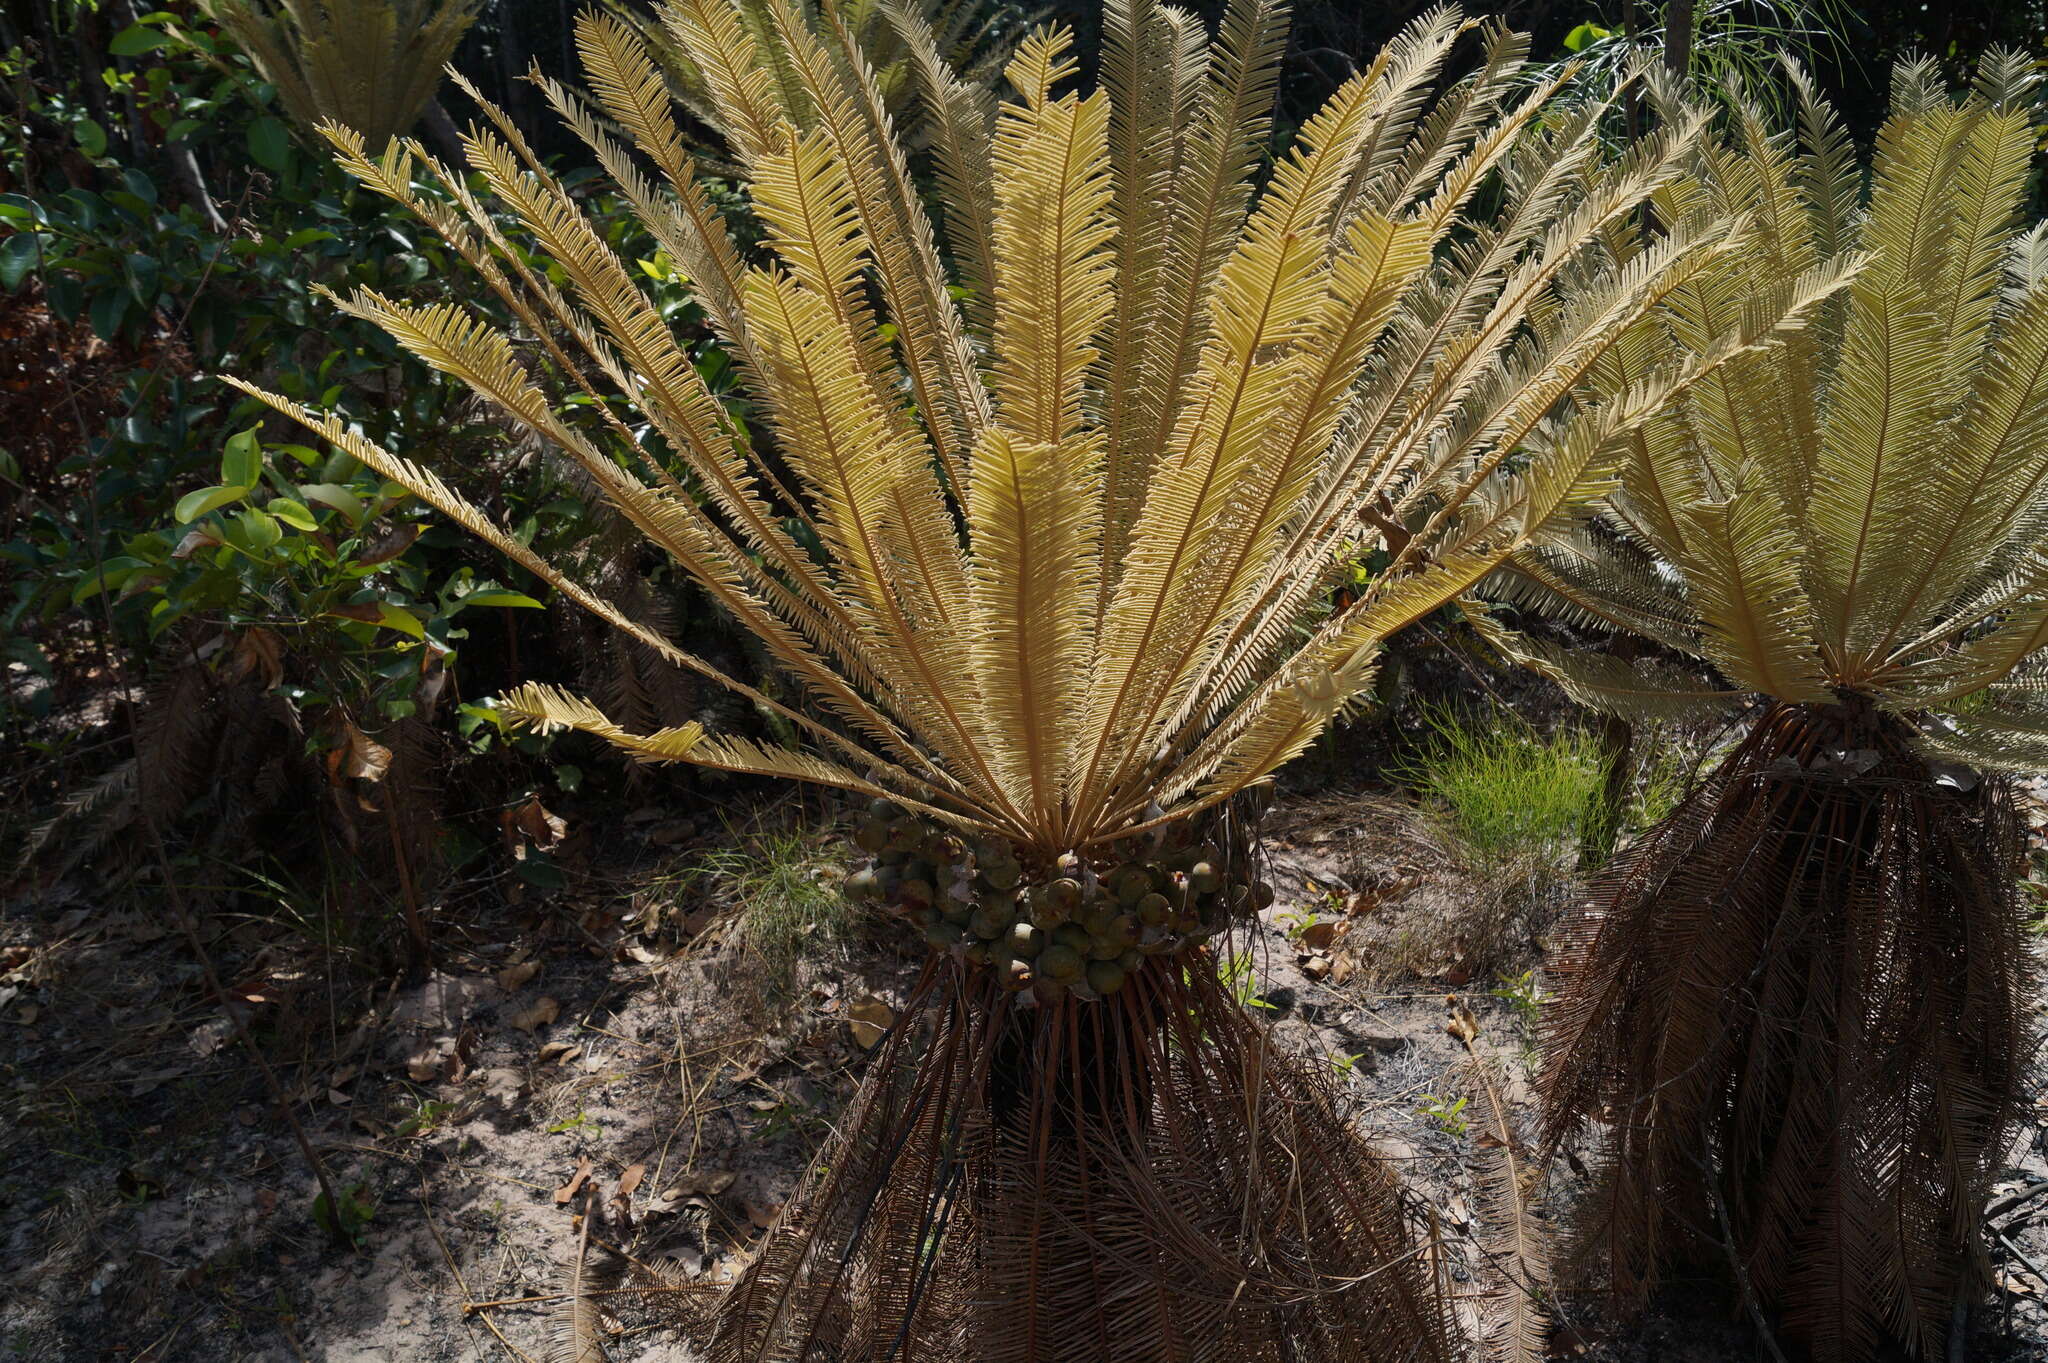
left=234, top=0, right=1797, bottom=1355
left=1493, top=57, right=2048, bottom=1362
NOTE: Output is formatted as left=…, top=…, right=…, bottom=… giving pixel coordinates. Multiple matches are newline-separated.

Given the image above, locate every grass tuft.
left=691, top=823, right=854, bottom=994
left=1393, top=702, right=1605, bottom=882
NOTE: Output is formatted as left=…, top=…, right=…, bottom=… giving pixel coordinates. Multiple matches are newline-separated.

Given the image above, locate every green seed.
left=1086, top=960, right=1126, bottom=995
left=1136, top=892, right=1171, bottom=926
left=854, top=818, right=891, bottom=854
left=1009, top=922, right=1045, bottom=959
left=978, top=858, right=1022, bottom=891
left=1038, top=944, right=1085, bottom=983
left=843, top=868, right=880, bottom=903
left=968, top=906, right=1011, bottom=941
left=1117, top=948, right=1142, bottom=973
left=1097, top=913, right=1140, bottom=950
left=1053, top=922, right=1094, bottom=955
left=1188, top=862, right=1222, bottom=895
left=922, top=920, right=964, bottom=950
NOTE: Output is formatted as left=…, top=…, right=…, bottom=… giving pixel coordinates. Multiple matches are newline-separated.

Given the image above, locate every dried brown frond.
left=1458, top=1052, right=1551, bottom=1363
left=1538, top=703, right=2034, bottom=1361
left=693, top=951, right=1456, bottom=1363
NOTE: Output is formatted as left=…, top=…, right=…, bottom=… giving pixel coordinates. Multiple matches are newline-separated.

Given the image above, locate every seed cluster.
left=843, top=801, right=1273, bottom=1000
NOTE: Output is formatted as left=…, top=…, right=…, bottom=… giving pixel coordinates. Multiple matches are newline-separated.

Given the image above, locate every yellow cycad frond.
left=248, top=2, right=1762, bottom=857
left=658, top=0, right=793, bottom=160
left=1479, top=56, right=2048, bottom=754
left=501, top=683, right=707, bottom=763
left=965, top=429, right=1102, bottom=822
left=1673, top=493, right=1831, bottom=700
left=989, top=56, right=1115, bottom=447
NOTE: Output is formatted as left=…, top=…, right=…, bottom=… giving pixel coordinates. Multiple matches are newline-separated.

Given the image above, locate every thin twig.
left=1997, top=1229, right=2048, bottom=1295
left=1988, top=1179, right=2048, bottom=1225
left=1695, top=1134, right=1791, bottom=1363
left=418, top=1174, right=545, bottom=1363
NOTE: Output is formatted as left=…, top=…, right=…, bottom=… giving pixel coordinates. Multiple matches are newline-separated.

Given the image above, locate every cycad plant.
left=1487, top=57, right=2047, bottom=1361
left=200, top=0, right=481, bottom=148
left=227, top=0, right=1803, bottom=1354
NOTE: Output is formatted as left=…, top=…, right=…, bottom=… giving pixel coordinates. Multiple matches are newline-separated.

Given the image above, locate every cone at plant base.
left=1480, top=54, right=2048, bottom=1361
left=228, top=0, right=1828, bottom=1355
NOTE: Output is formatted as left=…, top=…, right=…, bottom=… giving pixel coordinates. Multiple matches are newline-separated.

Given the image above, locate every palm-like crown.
left=232, top=0, right=1794, bottom=854
left=1487, top=55, right=2048, bottom=768
left=199, top=0, right=481, bottom=149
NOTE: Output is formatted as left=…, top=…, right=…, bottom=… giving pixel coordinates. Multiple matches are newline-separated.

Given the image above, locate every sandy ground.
left=3, top=790, right=2044, bottom=1362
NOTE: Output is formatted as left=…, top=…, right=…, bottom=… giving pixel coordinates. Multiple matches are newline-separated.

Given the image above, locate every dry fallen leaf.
left=1444, top=1000, right=1480, bottom=1047
left=509, top=996, right=562, bottom=1032
left=846, top=995, right=895, bottom=1050
left=612, top=1163, right=647, bottom=1227
left=538, top=1041, right=581, bottom=1066
left=554, top=1154, right=594, bottom=1206
left=340, top=722, right=392, bottom=784
left=662, top=1169, right=737, bottom=1199
left=745, top=1198, right=782, bottom=1230
left=496, top=958, right=540, bottom=992
left=404, top=1047, right=447, bottom=1083
left=503, top=798, right=567, bottom=856
left=1297, top=921, right=1338, bottom=952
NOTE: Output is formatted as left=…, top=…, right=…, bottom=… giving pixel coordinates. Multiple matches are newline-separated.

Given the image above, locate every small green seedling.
left=394, top=1098, right=458, bottom=1139
left=1417, top=1093, right=1469, bottom=1137
left=1490, top=970, right=1547, bottom=1029
left=1217, top=951, right=1276, bottom=1010
left=546, top=1109, right=600, bottom=1136
left=312, top=1183, right=376, bottom=1246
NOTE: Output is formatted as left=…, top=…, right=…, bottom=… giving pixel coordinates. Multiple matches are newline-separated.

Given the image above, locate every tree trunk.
left=1664, top=0, right=1694, bottom=79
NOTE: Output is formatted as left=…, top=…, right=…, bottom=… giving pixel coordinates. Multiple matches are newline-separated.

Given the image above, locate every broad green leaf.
left=75, top=118, right=107, bottom=158
left=248, top=116, right=291, bottom=172
left=88, top=288, right=128, bottom=338
left=300, top=482, right=365, bottom=525
left=0, top=233, right=49, bottom=292
left=267, top=496, right=319, bottom=531
left=1563, top=22, right=1611, bottom=51
left=377, top=603, right=425, bottom=638
left=221, top=427, right=263, bottom=490
left=109, top=23, right=167, bottom=55
left=123, top=252, right=160, bottom=306
left=175, top=483, right=247, bottom=523
left=457, top=590, right=544, bottom=610
left=236, top=508, right=283, bottom=555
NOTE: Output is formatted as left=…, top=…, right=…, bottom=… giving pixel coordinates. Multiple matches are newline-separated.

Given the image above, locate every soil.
left=2, top=787, right=2044, bottom=1362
